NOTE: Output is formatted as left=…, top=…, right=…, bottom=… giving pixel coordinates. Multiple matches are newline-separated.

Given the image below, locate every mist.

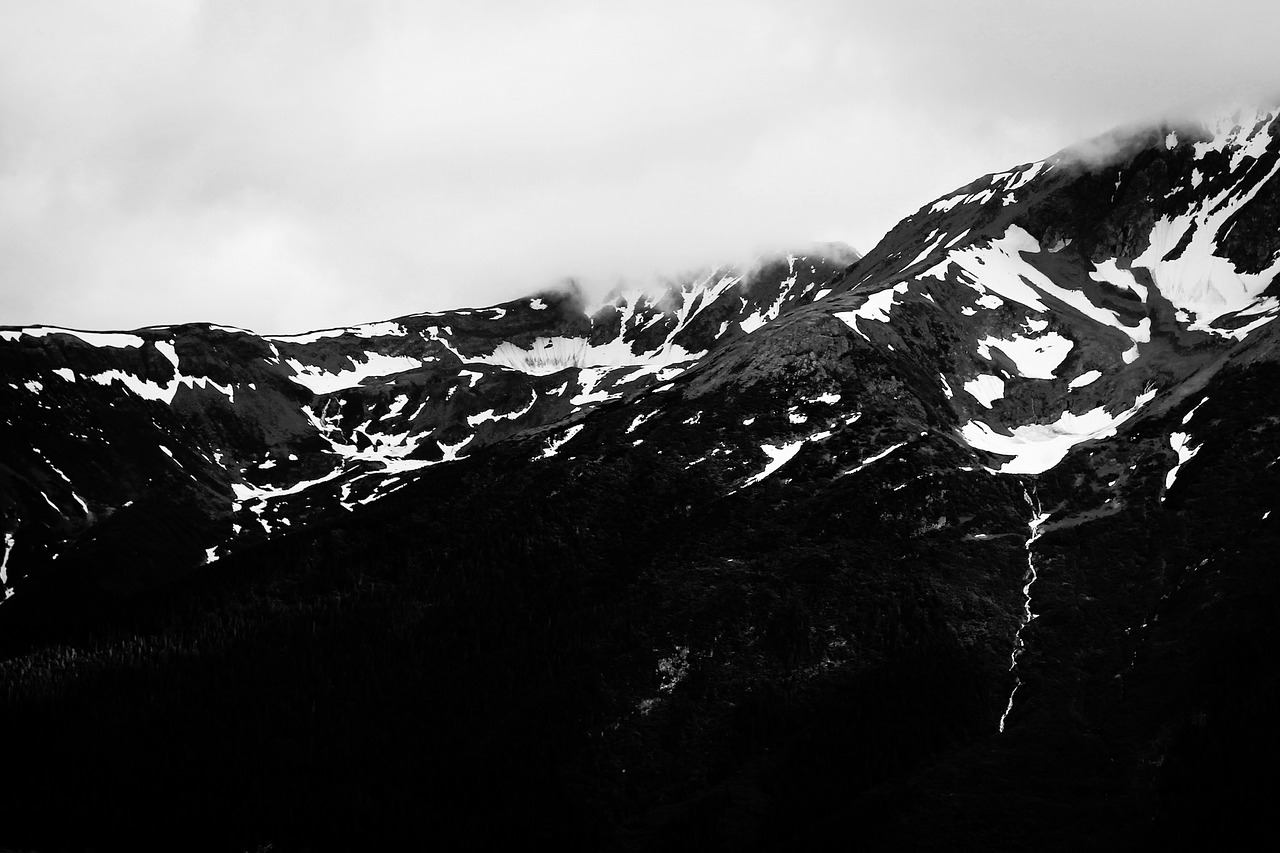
left=2, top=0, right=1278, bottom=333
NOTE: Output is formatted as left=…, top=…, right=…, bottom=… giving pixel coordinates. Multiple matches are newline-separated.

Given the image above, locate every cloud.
left=2, top=0, right=1279, bottom=332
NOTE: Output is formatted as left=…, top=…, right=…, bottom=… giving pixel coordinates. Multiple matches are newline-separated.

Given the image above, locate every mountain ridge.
left=1, top=108, right=1278, bottom=850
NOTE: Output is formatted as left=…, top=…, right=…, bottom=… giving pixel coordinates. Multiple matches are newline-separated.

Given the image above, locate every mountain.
left=1, top=107, right=1279, bottom=852
left=0, top=250, right=853, bottom=603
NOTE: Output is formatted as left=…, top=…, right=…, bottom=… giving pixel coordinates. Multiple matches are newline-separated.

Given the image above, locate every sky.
left=2, top=1, right=1279, bottom=334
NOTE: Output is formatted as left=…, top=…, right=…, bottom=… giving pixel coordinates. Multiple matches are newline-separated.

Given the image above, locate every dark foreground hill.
left=1, top=109, right=1279, bottom=851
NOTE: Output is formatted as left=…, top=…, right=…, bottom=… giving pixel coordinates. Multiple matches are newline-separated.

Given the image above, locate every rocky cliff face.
left=1, top=108, right=1278, bottom=851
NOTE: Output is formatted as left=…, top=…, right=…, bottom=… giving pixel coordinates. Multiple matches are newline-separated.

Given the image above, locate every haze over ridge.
left=2, top=0, right=1278, bottom=333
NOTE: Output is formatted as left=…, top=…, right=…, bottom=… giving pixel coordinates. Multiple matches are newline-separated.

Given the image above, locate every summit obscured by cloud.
left=2, top=0, right=1278, bottom=333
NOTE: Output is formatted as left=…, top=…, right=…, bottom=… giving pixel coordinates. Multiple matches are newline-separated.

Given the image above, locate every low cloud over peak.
left=3, top=0, right=1279, bottom=333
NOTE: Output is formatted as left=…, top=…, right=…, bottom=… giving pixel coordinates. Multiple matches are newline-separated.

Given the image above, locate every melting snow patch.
left=977, top=332, right=1073, bottom=379
left=530, top=298, right=547, bottom=310
left=570, top=368, right=621, bottom=406
left=540, top=425, right=585, bottom=459
left=4, top=327, right=146, bottom=348
left=841, top=441, right=908, bottom=477
left=352, top=322, right=407, bottom=338
left=287, top=353, right=423, bottom=394
left=437, top=435, right=473, bottom=462
left=1163, top=431, right=1201, bottom=495
left=1182, top=397, right=1209, bottom=424
left=466, top=393, right=537, bottom=427
left=953, top=227, right=1150, bottom=348
left=477, top=336, right=700, bottom=378
left=1, top=531, right=14, bottom=586
left=52, top=368, right=75, bottom=382
left=1133, top=147, right=1280, bottom=335
left=964, top=375, right=1005, bottom=408
left=23, top=380, right=43, bottom=394
left=741, top=441, right=805, bottom=487
left=1090, top=260, right=1148, bottom=302
left=834, top=282, right=909, bottom=341
left=940, top=375, right=954, bottom=399
left=627, top=410, right=659, bottom=434
left=960, top=388, right=1157, bottom=474
left=1068, top=370, right=1102, bottom=389
left=88, top=370, right=175, bottom=402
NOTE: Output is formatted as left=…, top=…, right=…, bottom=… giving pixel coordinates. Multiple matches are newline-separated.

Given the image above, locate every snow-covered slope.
left=0, top=249, right=855, bottom=597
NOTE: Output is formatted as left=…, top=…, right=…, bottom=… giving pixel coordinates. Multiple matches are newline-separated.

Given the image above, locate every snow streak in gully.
left=999, top=487, right=1049, bottom=733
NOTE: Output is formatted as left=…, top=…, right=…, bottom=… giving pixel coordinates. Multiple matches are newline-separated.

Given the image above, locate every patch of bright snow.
left=1164, top=431, right=1201, bottom=493
left=960, top=387, right=1157, bottom=475
left=1068, top=370, right=1102, bottom=389
left=964, top=375, right=1005, bottom=408
left=540, top=425, right=584, bottom=459
left=978, top=332, right=1074, bottom=379
left=742, top=441, right=805, bottom=487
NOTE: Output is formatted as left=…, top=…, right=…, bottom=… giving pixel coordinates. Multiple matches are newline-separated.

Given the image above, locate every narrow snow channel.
left=1, top=531, right=15, bottom=600
left=999, top=488, right=1050, bottom=733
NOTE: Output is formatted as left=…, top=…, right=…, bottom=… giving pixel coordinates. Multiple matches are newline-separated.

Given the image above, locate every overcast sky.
left=2, top=0, right=1278, bottom=334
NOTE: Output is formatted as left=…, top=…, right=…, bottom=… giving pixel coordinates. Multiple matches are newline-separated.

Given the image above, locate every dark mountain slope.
left=1, top=109, right=1279, bottom=851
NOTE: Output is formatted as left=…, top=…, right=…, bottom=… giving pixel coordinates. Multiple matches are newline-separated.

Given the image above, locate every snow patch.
left=627, top=410, right=659, bottom=434
left=834, top=282, right=909, bottom=340
left=964, top=375, right=1005, bottom=408
left=1163, top=431, right=1202, bottom=495
left=960, top=387, right=1157, bottom=475
left=741, top=441, right=805, bottom=487
left=1068, top=370, right=1102, bottom=389
left=842, top=441, right=908, bottom=477
left=1133, top=145, right=1280, bottom=336
left=540, top=425, right=584, bottom=459
left=476, top=336, right=700, bottom=377
left=286, top=352, right=423, bottom=394
left=1090, top=259, right=1148, bottom=302
left=1, top=531, right=14, bottom=586
left=951, top=227, right=1149, bottom=348
left=977, top=332, right=1074, bottom=379
left=2, top=327, right=146, bottom=348
left=466, top=392, right=537, bottom=427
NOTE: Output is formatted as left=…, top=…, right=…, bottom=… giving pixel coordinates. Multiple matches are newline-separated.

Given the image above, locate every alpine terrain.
left=2, top=108, right=1279, bottom=851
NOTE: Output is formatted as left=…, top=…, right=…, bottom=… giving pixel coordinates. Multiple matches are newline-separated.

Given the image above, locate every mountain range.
left=2, top=108, right=1278, bottom=851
